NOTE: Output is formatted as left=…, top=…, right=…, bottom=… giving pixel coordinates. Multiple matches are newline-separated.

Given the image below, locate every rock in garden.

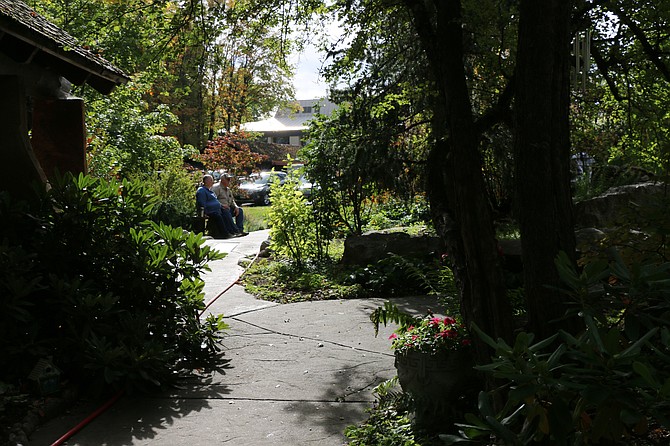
left=341, top=231, right=443, bottom=266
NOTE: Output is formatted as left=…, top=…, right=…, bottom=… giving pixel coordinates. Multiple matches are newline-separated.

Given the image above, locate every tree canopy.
left=30, top=0, right=300, bottom=155
left=30, top=0, right=670, bottom=346
left=301, top=0, right=670, bottom=348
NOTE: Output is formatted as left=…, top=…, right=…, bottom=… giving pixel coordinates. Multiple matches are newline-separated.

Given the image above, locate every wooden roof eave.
left=0, top=15, right=129, bottom=94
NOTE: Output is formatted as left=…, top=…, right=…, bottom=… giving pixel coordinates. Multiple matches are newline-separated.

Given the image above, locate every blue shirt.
left=196, top=186, right=222, bottom=215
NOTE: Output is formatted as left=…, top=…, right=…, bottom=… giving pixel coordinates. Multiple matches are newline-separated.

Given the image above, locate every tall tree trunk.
left=405, top=0, right=514, bottom=364
left=515, top=0, right=579, bottom=338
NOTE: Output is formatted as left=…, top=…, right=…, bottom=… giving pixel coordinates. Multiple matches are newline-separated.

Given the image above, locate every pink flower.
left=391, top=314, right=470, bottom=355
left=462, top=339, right=472, bottom=346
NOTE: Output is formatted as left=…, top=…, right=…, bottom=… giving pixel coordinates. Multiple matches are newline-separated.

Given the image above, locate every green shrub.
left=268, top=168, right=317, bottom=267
left=345, top=378, right=428, bottom=446
left=243, top=258, right=361, bottom=303
left=149, top=164, right=201, bottom=229
left=444, top=252, right=670, bottom=446
left=0, top=200, right=47, bottom=381
left=346, top=258, right=420, bottom=296
left=86, top=81, right=198, bottom=180
left=364, top=192, right=431, bottom=231
left=346, top=255, right=456, bottom=299
left=0, top=174, right=227, bottom=394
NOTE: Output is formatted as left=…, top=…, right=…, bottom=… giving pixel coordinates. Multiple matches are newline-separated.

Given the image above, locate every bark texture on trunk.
left=405, top=0, right=514, bottom=364
left=514, top=0, right=579, bottom=338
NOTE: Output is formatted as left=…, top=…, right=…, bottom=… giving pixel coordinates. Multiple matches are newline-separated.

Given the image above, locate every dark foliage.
left=0, top=174, right=227, bottom=398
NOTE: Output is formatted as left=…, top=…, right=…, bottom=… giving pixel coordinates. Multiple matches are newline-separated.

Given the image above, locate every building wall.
left=0, top=73, right=87, bottom=202
left=32, top=98, right=87, bottom=180
left=242, top=98, right=337, bottom=147
left=0, top=75, right=47, bottom=202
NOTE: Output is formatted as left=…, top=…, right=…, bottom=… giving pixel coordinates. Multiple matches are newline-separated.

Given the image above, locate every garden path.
left=30, top=229, right=439, bottom=445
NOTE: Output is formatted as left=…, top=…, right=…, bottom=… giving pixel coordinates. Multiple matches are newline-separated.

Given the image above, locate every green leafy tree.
left=29, top=0, right=196, bottom=73
left=243, top=0, right=670, bottom=354
left=304, top=86, right=429, bottom=236
left=309, top=0, right=670, bottom=341
left=302, top=0, right=517, bottom=354
left=86, top=79, right=196, bottom=180
left=206, top=14, right=296, bottom=136
left=571, top=1, right=670, bottom=183
left=514, top=0, right=579, bottom=337
left=31, top=0, right=298, bottom=151
left=303, top=110, right=376, bottom=236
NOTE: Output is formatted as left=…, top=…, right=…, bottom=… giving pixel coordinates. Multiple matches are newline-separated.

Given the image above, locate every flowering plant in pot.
left=389, top=315, right=471, bottom=355
left=372, top=303, right=478, bottom=432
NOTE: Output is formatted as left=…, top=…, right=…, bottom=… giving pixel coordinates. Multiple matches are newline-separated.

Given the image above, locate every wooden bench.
left=192, top=207, right=228, bottom=238
left=192, top=206, right=208, bottom=235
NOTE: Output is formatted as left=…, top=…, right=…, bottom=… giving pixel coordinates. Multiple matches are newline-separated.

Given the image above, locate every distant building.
left=242, top=98, right=337, bottom=147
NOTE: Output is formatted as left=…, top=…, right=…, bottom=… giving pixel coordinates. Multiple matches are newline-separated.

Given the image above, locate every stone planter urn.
left=395, top=349, right=476, bottom=432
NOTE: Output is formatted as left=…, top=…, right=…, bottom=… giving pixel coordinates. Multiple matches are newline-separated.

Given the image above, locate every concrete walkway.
left=30, top=230, right=439, bottom=445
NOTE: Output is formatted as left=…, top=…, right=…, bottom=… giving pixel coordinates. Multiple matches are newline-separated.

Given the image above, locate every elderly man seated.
left=212, top=174, right=247, bottom=237
left=195, top=174, right=234, bottom=239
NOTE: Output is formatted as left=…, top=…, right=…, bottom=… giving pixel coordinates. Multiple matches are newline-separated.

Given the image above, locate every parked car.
left=207, top=169, right=226, bottom=182
left=235, top=171, right=287, bottom=205
left=297, top=174, right=314, bottom=198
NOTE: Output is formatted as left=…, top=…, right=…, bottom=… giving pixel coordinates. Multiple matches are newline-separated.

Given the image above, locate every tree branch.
left=589, top=42, right=626, bottom=101
left=610, top=5, right=670, bottom=82
left=474, top=76, right=515, bottom=135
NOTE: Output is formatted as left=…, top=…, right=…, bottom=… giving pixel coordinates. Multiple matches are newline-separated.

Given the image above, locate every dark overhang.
left=0, top=0, right=130, bottom=94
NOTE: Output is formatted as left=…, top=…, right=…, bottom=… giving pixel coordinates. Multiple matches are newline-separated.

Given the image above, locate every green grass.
left=242, top=205, right=270, bottom=231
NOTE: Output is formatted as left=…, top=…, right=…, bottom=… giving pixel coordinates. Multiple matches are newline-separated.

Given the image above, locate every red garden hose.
left=49, top=389, right=124, bottom=446
left=48, top=249, right=260, bottom=445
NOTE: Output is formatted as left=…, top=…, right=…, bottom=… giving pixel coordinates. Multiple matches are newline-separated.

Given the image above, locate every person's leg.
left=234, top=207, right=245, bottom=233
left=207, top=212, right=230, bottom=238
left=221, top=208, right=238, bottom=234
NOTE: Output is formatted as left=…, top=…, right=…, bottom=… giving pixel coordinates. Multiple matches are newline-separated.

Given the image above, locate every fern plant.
left=345, top=377, right=423, bottom=446
left=370, top=301, right=421, bottom=336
